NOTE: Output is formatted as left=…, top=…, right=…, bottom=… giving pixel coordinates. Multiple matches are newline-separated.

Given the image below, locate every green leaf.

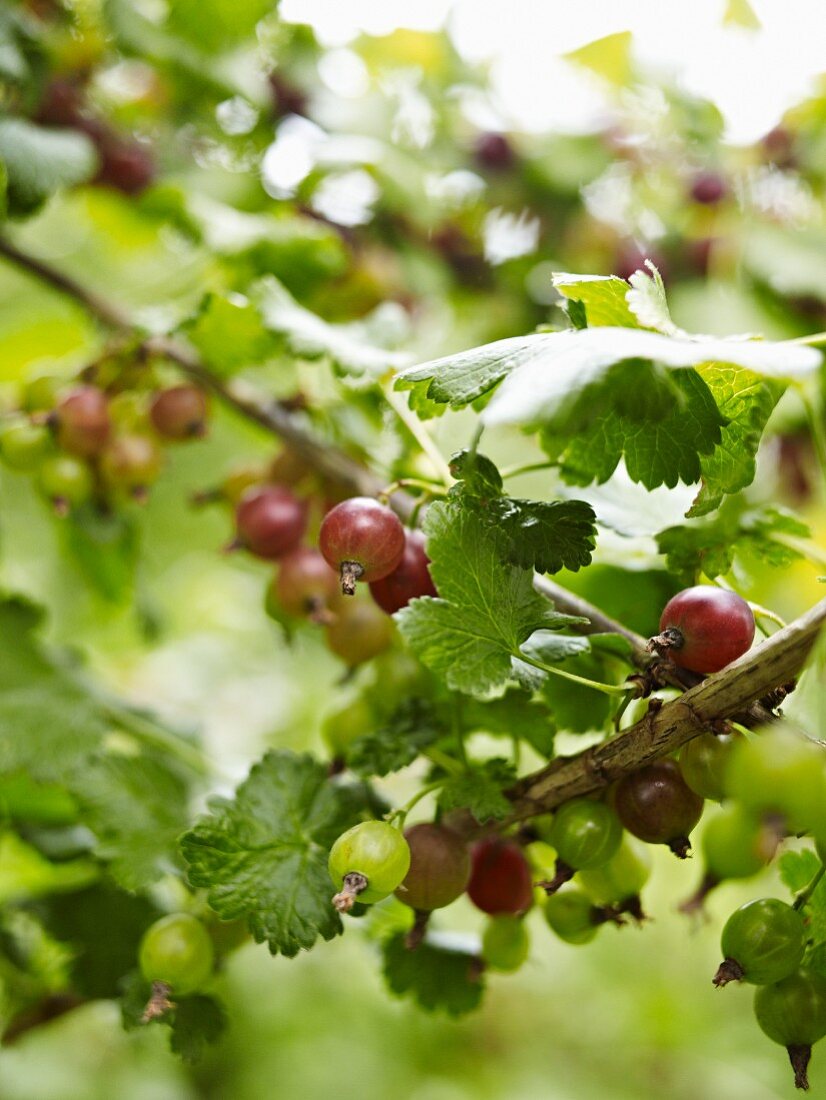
left=257, top=277, right=409, bottom=377
left=395, top=333, right=548, bottom=409
left=482, top=328, right=818, bottom=430
left=521, top=630, right=592, bottom=666
left=396, top=499, right=563, bottom=697
left=438, top=759, right=516, bottom=824
left=486, top=497, right=597, bottom=575
left=542, top=368, right=726, bottom=490
left=169, top=995, right=227, bottom=1063
left=347, top=700, right=442, bottom=778
left=553, top=274, right=638, bottom=328
left=689, top=365, right=783, bottom=516
left=382, top=932, right=484, bottom=1017
left=181, top=751, right=366, bottom=957
left=185, top=292, right=274, bottom=377
left=541, top=653, right=615, bottom=733
left=0, top=599, right=108, bottom=781
left=71, top=751, right=190, bottom=892
left=448, top=450, right=503, bottom=497
left=0, top=119, right=97, bottom=218
left=626, top=265, right=684, bottom=336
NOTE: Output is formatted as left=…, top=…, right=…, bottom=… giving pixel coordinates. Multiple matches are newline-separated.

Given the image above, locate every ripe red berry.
left=54, top=386, right=111, bottom=457
left=100, top=434, right=163, bottom=498
left=474, top=132, right=514, bottom=170
left=466, top=837, right=533, bottom=916
left=234, top=486, right=307, bottom=560
left=615, top=759, right=704, bottom=858
left=150, top=386, right=209, bottom=441
left=395, top=823, right=470, bottom=913
left=653, top=586, right=755, bottom=674
left=94, top=133, right=155, bottom=195
left=319, top=497, right=405, bottom=595
left=369, top=530, right=436, bottom=614
left=272, top=547, right=340, bottom=621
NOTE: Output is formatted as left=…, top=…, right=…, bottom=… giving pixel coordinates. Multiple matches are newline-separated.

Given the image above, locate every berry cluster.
left=218, top=472, right=436, bottom=668
left=0, top=373, right=209, bottom=515
left=324, top=590, right=826, bottom=1090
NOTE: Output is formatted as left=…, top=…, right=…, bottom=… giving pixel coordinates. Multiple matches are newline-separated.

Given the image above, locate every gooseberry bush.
left=2, top=2, right=826, bottom=1092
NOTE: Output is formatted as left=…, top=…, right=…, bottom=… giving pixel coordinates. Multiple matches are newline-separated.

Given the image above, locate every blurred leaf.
left=347, top=700, right=442, bottom=778
left=170, top=995, right=227, bottom=1063
left=542, top=652, right=615, bottom=733
left=0, top=119, right=97, bottom=218
left=185, top=292, right=275, bottom=377
left=779, top=849, right=826, bottom=941
left=382, top=932, right=484, bottom=1017
left=0, top=832, right=97, bottom=904
left=62, top=507, right=139, bottom=604
left=565, top=31, right=633, bottom=86
left=181, top=751, right=366, bottom=957
left=724, top=0, right=761, bottom=30
left=71, top=751, right=190, bottom=892
left=463, top=692, right=555, bottom=758
left=166, top=0, right=275, bottom=54
left=257, top=277, right=409, bottom=377
left=438, top=759, right=516, bottom=823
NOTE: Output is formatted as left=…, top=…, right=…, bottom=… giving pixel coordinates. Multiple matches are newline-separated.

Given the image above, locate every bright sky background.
left=280, top=0, right=826, bottom=144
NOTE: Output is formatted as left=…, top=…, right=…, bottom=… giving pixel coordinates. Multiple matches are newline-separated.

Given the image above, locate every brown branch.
left=505, top=596, right=826, bottom=822
left=0, top=237, right=131, bottom=330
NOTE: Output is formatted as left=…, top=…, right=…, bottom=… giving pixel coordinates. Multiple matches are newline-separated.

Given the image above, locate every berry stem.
left=332, top=871, right=369, bottom=913
left=383, top=384, right=454, bottom=487
left=404, top=909, right=430, bottom=950
left=515, top=651, right=630, bottom=696
left=536, top=859, right=575, bottom=896
left=423, top=746, right=465, bottom=777
left=388, top=780, right=446, bottom=828
left=339, top=561, right=364, bottom=596
left=793, top=862, right=826, bottom=911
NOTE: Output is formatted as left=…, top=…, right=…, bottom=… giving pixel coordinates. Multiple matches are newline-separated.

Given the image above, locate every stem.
left=790, top=331, right=826, bottom=347
left=100, top=702, right=213, bottom=777
left=500, top=460, right=560, bottom=479
left=380, top=478, right=447, bottom=499
left=0, top=237, right=130, bottom=330
left=383, top=384, right=454, bottom=487
left=466, top=422, right=484, bottom=458
left=423, top=746, right=464, bottom=776
left=516, top=652, right=630, bottom=696
left=388, top=780, right=446, bottom=828
left=793, top=862, right=825, bottom=911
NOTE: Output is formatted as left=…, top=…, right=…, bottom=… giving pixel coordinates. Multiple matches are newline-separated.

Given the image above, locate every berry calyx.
left=324, top=596, right=394, bottom=666
left=715, top=898, right=805, bottom=988
left=272, top=547, right=340, bottom=623
left=328, top=820, right=411, bottom=912
left=369, top=529, right=437, bottom=614
left=754, top=971, right=826, bottom=1090
left=53, top=385, right=111, bottom=458
left=466, top=837, right=533, bottom=916
left=233, top=486, right=307, bottom=560
left=138, top=913, right=214, bottom=1020
left=544, top=890, right=624, bottom=946
left=395, top=823, right=470, bottom=916
left=614, top=759, right=704, bottom=858
left=649, top=586, right=755, bottom=674
left=319, top=497, right=405, bottom=595
left=539, top=798, right=622, bottom=896
left=150, top=385, right=210, bottom=441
